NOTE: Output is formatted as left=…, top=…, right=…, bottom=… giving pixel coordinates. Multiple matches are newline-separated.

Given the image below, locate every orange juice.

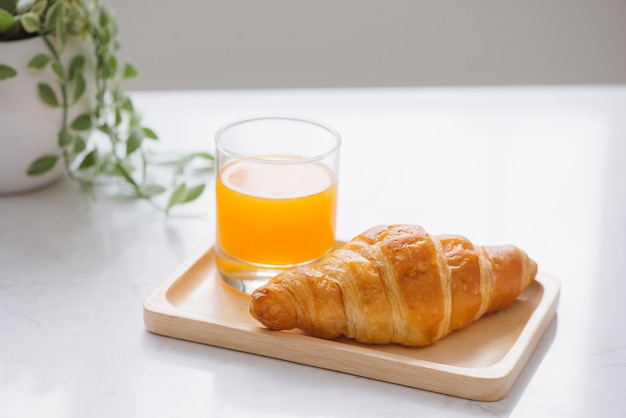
left=216, top=158, right=337, bottom=268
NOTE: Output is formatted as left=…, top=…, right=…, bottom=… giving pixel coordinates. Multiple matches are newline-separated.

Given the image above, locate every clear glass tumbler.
left=215, top=115, right=341, bottom=294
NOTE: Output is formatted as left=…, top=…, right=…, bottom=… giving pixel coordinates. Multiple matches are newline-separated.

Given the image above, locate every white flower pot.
left=0, top=35, right=94, bottom=195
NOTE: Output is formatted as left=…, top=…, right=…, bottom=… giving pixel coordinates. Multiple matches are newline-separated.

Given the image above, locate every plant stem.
left=15, top=0, right=211, bottom=212
left=41, top=32, right=75, bottom=180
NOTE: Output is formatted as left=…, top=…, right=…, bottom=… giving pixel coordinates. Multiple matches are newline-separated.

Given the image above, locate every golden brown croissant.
left=249, top=224, right=537, bottom=346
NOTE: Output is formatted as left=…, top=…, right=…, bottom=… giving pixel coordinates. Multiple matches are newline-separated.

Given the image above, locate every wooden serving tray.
left=143, top=242, right=560, bottom=401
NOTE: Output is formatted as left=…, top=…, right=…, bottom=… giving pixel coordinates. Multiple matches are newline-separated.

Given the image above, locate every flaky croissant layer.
left=249, top=224, right=537, bottom=346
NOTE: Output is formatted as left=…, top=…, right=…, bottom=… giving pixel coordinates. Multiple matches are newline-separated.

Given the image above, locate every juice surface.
left=216, top=159, right=337, bottom=265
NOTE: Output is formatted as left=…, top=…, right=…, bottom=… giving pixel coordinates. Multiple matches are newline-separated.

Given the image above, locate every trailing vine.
left=0, top=0, right=212, bottom=212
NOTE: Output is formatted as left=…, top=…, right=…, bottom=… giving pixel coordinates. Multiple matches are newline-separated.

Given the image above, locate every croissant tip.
left=250, top=287, right=297, bottom=331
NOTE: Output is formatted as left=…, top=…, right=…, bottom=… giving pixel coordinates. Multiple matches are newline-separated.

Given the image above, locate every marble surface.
left=1, top=86, right=625, bottom=417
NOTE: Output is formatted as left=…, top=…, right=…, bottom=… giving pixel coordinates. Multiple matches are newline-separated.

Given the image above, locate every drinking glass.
left=215, top=115, right=341, bottom=294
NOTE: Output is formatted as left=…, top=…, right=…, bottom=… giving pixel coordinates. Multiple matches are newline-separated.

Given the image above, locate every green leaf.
left=30, top=0, right=48, bottom=15
left=166, top=183, right=206, bottom=212
left=70, top=113, right=92, bottom=131
left=68, top=55, right=85, bottom=80
left=0, top=9, right=16, bottom=33
left=99, top=7, right=111, bottom=27
left=97, top=124, right=114, bottom=137
left=166, top=183, right=188, bottom=213
left=55, top=12, right=66, bottom=47
left=101, top=55, right=117, bottom=79
left=78, top=149, right=97, bottom=170
left=114, top=107, right=122, bottom=126
left=57, top=129, right=72, bottom=147
left=126, top=130, right=142, bottom=155
left=113, top=162, right=138, bottom=188
left=51, top=61, right=65, bottom=81
left=37, top=82, right=59, bottom=107
left=72, top=73, right=86, bottom=103
left=121, top=97, right=133, bottom=112
left=0, top=64, right=17, bottom=81
left=27, top=155, right=58, bottom=175
left=184, top=184, right=205, bottom=203
left=20, top=12, right=40, bottom=33
left=28, top=53, right=51, bottom=70
left=142, top=127, right=158, bottom=140
left=123, top=62, right=138, bottom=79
left=44, top=0, right=62, bottom=30
left=98, top=24, right=111, bottom=45
left=73, top=135, right=86, bottom=153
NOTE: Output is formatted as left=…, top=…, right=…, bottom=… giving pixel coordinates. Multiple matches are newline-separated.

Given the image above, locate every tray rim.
left=143, top=240, right=560, bottom=401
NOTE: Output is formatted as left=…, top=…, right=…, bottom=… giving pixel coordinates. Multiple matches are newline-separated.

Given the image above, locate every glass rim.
left=215, top=114, right=341, bottom=165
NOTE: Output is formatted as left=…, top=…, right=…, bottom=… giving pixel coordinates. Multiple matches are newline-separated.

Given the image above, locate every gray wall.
left=106, top=0, right=626, bottom=90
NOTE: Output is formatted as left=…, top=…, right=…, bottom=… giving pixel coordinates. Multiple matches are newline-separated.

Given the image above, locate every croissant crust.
left=250, top=224, right=537, bottom=346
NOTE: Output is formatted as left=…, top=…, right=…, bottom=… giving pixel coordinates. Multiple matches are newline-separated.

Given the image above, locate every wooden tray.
left=143, top=242, right=560, bottom=401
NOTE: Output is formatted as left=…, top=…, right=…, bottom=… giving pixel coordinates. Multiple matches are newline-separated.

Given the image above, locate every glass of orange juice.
left=215, top=115, right=341, bottom=294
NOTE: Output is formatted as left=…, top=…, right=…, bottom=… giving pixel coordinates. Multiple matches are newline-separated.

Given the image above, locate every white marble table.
left=1, top=86, right=625, bottom=417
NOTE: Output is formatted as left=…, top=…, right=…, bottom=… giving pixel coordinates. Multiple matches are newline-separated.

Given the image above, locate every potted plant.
left=0, top=0, right=212, bottom=212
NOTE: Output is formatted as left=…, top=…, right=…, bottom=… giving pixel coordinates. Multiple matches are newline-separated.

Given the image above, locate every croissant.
left=249, top=224, right=537, bottom=346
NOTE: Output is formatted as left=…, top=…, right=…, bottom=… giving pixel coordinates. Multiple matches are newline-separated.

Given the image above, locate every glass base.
left=215, top=244, right=329, bottom=295
left=218, top=273, right=278, bottom=295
